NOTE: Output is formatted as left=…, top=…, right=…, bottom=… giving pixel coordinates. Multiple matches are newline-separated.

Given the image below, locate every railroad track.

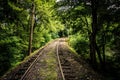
left=57, top=39, right=78, bottom=80
left=0, top=40, right=53, bottom=80
left=1, top=39, right=78, bottom=80
left=1, top=38, right=100, bottom=80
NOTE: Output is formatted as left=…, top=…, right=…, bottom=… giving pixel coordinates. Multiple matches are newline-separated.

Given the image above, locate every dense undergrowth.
left=1, top=0, right=120, bottom=79
left=68, top=33, right=120, bottom=80
left=0, top=0, right=64, bottom=77
left=68, top=33, right=89, bottom=60
left=0, top=32, right=59, bottom=77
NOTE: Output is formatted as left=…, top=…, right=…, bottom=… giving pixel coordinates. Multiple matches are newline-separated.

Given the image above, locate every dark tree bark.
left=102, top=31, right=106, bottom=68
left=89, top=33, right=97, bottom=67
left=89, top=0, right=98, bottom=67
left=101, top=22, right=110, bottom=68
left=28, top=2, right=35, bottom=55
left=95, top=42, right=103, bottom=66
left=90, top=0, right=104, bottom=68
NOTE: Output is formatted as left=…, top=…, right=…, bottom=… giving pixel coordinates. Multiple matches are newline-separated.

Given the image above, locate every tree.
left=0, top=0, right=64, bottom=76
left=56, top=0, right=120, bottom=69
left=28, top=2, right=35, bottom=55
left=89, top=0, right=98, bottom=67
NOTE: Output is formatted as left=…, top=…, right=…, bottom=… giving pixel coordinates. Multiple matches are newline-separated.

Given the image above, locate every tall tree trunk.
left=89, top=33, right=97, bottom=67
left=90, top=0, right=98, bottom=67
left=102, top=31, right=106, bottom=68
left=95, top=42, right=103, bottom=66
left=101, top=22, right=110, bottom=68
left=28, top=2, right=35, bottom=55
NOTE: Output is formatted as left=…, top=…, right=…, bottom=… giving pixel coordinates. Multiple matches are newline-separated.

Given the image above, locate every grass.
left=38, top=48, right=58, bottom=80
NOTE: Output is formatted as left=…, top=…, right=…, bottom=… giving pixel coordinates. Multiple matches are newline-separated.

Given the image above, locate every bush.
left=68, top=33, right=89, bottom=58
left=0, top=36, right=27, bottom=76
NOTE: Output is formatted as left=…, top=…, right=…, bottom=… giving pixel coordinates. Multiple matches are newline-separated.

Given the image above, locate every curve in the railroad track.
left=1, top=38, right=102, bottom=80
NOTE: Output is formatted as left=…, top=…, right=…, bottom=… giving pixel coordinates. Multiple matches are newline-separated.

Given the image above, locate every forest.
left=0, top=0, right=120, bottom=79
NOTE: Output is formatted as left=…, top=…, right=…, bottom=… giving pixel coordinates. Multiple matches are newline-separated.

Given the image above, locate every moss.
left=38, top=48, right=58, bottom=80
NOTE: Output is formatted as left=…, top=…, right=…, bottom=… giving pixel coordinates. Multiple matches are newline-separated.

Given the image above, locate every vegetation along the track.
left=0, top=0, right=120, bottom=80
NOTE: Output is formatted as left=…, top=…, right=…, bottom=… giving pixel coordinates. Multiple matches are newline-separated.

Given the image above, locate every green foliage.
left=1, top=0, right=119, bottom=79
left=32, top=0, right=64, bottom=50
left=69, top=33, right=89, bottom=59
left=0, top=0, right=64, bottom=77
left=111, top=26, right=120, bottom=63
left=0, top=35, right=27, bottom=76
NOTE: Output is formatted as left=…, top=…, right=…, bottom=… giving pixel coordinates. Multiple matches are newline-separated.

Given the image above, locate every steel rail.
left=20, top=48, right=45, bottom=80
left=56, top=41, right=65, bottom=80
